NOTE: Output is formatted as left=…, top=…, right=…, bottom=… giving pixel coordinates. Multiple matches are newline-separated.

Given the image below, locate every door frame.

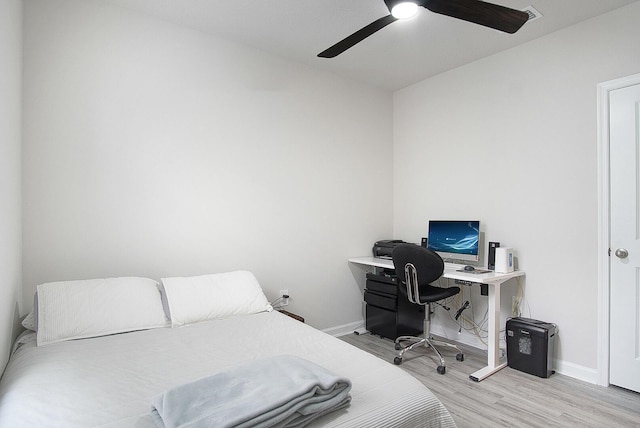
left=597, top=72, right=640, bottom=387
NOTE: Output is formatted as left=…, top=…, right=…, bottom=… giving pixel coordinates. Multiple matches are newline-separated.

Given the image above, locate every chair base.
left=393, top=334, right=464, bottom=374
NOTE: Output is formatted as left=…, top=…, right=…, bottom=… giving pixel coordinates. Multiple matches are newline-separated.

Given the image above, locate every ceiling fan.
left=318, top=0, right=529, bottom=58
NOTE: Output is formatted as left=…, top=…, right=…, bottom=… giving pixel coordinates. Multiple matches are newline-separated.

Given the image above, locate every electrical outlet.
left=279, top=290, right=289, bottom=306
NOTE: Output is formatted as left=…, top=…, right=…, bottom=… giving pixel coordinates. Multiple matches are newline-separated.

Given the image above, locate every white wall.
left=22, top=0, right=393, bottom=329
left=0, top=0, right=23, bottom=370
left=393, top=2, right=640, bottom=380
left=20, top=0, right=640, bottom=383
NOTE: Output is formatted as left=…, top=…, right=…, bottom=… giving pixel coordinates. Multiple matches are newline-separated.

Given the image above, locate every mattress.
left=0, top=311, right=456, bottom=427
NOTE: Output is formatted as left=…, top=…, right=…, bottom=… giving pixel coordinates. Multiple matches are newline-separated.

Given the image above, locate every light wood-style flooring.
left=340, top=333, right=640, bottom=427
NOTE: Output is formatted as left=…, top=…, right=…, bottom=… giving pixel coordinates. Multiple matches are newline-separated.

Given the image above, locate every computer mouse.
left=463, top=265, right=475, bottom=271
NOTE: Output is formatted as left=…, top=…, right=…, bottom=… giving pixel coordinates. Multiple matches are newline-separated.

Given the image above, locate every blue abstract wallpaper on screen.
left=428, top=221, right=480, bottom=256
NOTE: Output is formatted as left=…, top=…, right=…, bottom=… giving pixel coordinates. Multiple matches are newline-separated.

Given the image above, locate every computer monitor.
left=427, top=220, right=480, bottom=262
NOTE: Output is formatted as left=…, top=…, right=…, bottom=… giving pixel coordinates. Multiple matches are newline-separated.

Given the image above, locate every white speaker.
left=495, top=247, right=514, bottom=273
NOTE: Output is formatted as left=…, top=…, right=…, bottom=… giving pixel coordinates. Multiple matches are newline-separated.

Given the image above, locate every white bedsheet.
left=0, top=311, right=456, bottom=427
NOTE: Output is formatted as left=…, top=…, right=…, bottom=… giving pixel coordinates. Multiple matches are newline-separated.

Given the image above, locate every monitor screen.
left=427, top=220, right=480, bottom=262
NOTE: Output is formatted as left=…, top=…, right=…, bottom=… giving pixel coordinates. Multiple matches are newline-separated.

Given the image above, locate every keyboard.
left=444, top=262, right=466, bottom=270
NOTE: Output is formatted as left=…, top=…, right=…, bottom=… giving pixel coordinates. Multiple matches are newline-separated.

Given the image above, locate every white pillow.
left=36, top=277, right=169, bottom=346
left=21, top=292, right=39, bottom=331
left=161, top=271, right=272, bottom=326
left=21, top=310, right=36, bottom=331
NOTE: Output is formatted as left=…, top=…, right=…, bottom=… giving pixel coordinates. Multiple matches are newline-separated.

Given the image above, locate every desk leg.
left=469, top=281, right=507, bottom=382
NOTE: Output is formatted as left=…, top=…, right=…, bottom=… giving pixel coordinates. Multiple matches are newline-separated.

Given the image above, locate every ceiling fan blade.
left=422, top=0, right=529, bottom=34
left=318, top=14, right=398, bottom=58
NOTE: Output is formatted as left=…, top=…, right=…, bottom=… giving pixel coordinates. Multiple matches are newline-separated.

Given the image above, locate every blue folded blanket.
left=150, top=355, right=352, bottom=428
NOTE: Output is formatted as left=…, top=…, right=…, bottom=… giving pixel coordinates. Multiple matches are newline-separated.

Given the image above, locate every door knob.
left=615, top=248, right=629, bottom=259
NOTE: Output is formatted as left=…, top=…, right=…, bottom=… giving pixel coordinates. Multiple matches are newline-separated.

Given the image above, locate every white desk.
left=348, top=256, right=525, bottom=382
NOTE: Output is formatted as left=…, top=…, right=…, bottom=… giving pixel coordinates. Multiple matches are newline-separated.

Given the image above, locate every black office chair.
left=392, top=244, right=464, bottom=374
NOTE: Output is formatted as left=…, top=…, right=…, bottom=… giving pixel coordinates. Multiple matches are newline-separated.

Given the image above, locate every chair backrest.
left=392, top=244, right=445, bottom=305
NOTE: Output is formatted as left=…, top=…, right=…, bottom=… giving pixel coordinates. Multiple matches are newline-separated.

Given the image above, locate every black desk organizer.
left=364, top=271, right=424, bottom=340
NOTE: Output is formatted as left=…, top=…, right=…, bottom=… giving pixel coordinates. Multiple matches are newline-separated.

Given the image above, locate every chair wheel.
left=393, top=357, right=402, bottom=365
left=437, top=365, right=446, bottom=374
left=394, top=343, right=401, bottom=350
left=456, top=353, right=464, bottom=362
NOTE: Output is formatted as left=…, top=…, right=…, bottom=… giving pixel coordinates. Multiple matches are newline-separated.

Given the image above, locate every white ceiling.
left=96, top=0, right=638, bottom=91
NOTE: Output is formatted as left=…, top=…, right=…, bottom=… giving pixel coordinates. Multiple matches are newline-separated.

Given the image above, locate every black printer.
left=372, top=240, right=407, bottom=259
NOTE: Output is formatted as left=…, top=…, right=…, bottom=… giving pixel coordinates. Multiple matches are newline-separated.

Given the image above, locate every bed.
left=0, top=272, right=456, bottom=428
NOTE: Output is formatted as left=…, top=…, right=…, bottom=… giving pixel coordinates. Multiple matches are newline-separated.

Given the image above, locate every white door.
left=609, top=83, right=640, bottom=392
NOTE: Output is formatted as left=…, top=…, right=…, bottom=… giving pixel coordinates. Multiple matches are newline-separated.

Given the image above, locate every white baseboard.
left=322, top=320, right=364, bottom=337
left=330, top=319, right=599, bottom=384
left=430, top=325, right=599, bottom=384
left=553, top=359, right=599, bottom=384
left=428, top=324, right=487, bottom=350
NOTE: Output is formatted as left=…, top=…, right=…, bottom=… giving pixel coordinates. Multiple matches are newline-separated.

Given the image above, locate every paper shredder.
left=506, top=317, right=556, bottom=378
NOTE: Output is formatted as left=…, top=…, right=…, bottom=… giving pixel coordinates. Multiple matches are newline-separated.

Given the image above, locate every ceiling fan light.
left=391, top=2, right=419, bottom=19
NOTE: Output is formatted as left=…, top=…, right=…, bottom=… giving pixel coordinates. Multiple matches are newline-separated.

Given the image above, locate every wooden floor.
left=340, top=333, right=640, bottom=428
